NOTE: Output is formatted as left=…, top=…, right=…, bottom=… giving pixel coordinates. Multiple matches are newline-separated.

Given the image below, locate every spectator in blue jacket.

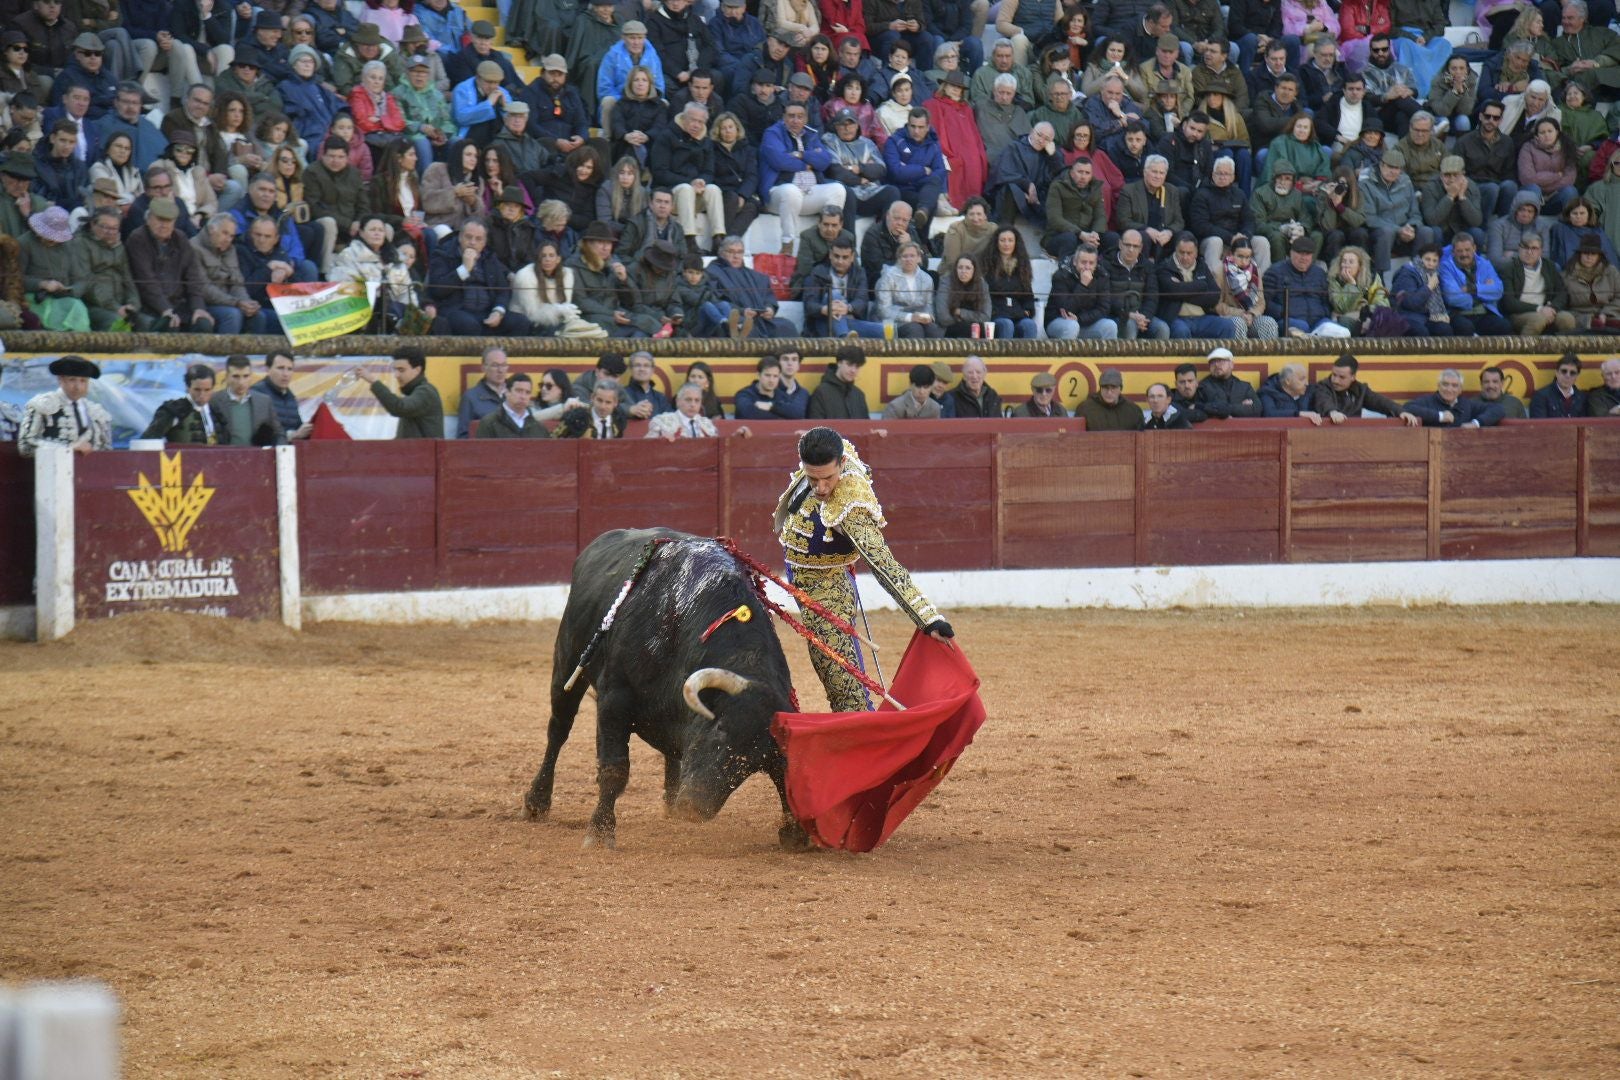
left=881, top=108, right=948, bottom=217
left=759, top=104, right=847, bottom=251
left=414, top=0, right=471, bottom=56
left=428, top=220, right=533, bottom=336
left=1438, top=235, right=1511, bottom=336
left=710, top=0, right=766, bottom=89
left=597, top=21, right=667, bottom=130
left=452, top=61, right=513, bottom=141
left=770, top=348, right=812, bottom=418
left=733, top=356, right=789, bottom=420
left=1258, top=364, right=1325, bottom=422
left=34, top=120, right=89, bottom=210
left=1529, top=353, right=1589, bottom=417
left=280, top=45, right=344, bottom=148
left=95, top=81, right=166, bottom=172
left=49, top=33, right=117, bottom=119
left=1263, top=236, right=1351, bottom=336
left=1406, top=369, right=1506, bottom=427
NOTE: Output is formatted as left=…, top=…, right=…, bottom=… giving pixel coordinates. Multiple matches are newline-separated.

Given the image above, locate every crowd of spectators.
left=9, top=341, right=1617, bottom=454
left=20, top=0, right=1620, bottom=339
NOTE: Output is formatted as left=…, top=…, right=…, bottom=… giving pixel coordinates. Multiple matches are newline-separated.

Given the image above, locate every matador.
left=772, top=426, right=954, bottom=711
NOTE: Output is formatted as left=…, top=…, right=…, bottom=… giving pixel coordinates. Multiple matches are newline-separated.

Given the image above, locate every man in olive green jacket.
left=71, top=207, right=145, bottom=330
left=370, top=347, right=445, bottom=438
left=1074, top=368, right=1146, bottom=431
left=1042, top=156, right=1111, bottom=261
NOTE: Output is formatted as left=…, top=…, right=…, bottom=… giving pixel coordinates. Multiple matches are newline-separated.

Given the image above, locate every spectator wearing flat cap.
left=1013, top=372, right=1067, bottom=418
left=394, top=54, right=454, bottom=161
left=1075, top=368, right=1144, bottom=430
left=1362, top=147, right=1437, bottom=275
left=18, top=356, right=112, bottom=456
left=728, top=29, right=796, bottom=100
left=1421, top=154, right=1484, bottom=248
left=215, top=45, right=286, bottom=121
left=0, top=154, right=52, bottom=241
left=446, top=18, right=520, bottom=91
left=125, top=196, right=214, bottom=331
left=332, top=22, right=405, bottom=97
left=47, top=32, right=116, bottom=119
left=451, top=59, right=513, bottom=142
left=598, top=20, right=667, bottom=133
left=519, top=53, right=591, bottom=158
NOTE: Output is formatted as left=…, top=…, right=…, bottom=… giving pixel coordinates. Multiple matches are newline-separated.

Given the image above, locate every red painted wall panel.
left=298, top=441, right=438, bottom=594
left=0, top=446, right=34, bottom=606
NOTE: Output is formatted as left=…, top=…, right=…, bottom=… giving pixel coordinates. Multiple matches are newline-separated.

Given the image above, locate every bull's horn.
left=682, top=668, right=752, bottom=719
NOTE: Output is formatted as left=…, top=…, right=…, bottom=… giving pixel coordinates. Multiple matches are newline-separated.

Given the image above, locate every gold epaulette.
left=819, top=440, right=886, bottom=529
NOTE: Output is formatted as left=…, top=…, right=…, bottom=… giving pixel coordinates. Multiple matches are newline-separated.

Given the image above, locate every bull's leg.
left=662, top=753, right=682, bottom=815
left=771, top=766, right=811, bottom=851
left=524, top=674, right=590, bottom=820
left=584, top=695, right=633, bottom=849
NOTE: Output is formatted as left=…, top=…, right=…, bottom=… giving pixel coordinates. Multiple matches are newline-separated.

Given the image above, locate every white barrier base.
left=295, top=558, right=1620, bottom=627
left=0, top=606, right=37, bottom=640
left=4, top=559, right=1613, bottom=639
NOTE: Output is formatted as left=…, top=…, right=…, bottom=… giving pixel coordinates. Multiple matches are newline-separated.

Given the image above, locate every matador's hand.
left=925, top=620, right=954, bottom=640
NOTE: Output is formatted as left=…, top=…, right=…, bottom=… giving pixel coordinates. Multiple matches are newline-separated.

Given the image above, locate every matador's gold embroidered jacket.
left=771, top=441, right=941, bottom=629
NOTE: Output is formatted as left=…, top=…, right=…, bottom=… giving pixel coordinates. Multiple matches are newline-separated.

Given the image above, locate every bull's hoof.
left=522, top=795, right=549, bottom=820
left=581, top=830, right=616, bottom=851
left=778, top=822, right=812, bottom=851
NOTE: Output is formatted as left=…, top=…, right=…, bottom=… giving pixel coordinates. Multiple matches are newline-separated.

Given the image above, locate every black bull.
left=523, top=529, right=812, bottom=850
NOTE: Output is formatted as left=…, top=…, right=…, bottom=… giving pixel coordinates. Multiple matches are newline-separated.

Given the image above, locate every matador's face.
left=803, top=458, right=843, bottom=498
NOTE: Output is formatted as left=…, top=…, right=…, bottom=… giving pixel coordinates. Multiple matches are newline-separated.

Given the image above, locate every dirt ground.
left=2, top=606, right=1617, bottom=1079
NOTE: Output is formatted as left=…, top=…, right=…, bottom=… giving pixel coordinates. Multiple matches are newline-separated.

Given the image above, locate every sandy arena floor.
left=1, top=606, right=1617, bottom=1079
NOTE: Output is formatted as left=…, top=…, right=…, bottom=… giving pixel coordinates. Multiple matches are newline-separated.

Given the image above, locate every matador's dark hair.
left=798, top=426, right=844, bottom=466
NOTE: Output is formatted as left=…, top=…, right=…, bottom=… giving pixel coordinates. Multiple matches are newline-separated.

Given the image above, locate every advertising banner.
left=74, top=448, right=282, bottom=621
left=1, top=356, right=403, bottom=446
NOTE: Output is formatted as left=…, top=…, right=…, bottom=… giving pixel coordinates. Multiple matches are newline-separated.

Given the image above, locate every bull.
left=523, top=528, right=810, bottom=850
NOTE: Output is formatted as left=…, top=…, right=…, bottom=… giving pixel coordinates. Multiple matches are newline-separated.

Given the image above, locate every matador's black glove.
left=925, top=619, right=954, bottom=639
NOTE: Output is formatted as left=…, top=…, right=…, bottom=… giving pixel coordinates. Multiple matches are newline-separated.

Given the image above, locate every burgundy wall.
left=0, top=446, right=34, bottom=606
left=6, top=421, right=1613, bottom=614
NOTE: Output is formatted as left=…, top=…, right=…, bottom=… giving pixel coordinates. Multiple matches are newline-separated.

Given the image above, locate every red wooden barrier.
left=10, top=421, right=1609, bottom=616
left=0, top=446, right=33, bottom=606
left=435, top=440, right=580, bottom=588
left=298, top=440, right=438, bottom=594
left=1590, top=427, right=1620, bottom=556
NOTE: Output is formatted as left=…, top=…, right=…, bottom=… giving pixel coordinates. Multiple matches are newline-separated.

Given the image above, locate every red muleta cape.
left=770, top=629, right=986, bottom=852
